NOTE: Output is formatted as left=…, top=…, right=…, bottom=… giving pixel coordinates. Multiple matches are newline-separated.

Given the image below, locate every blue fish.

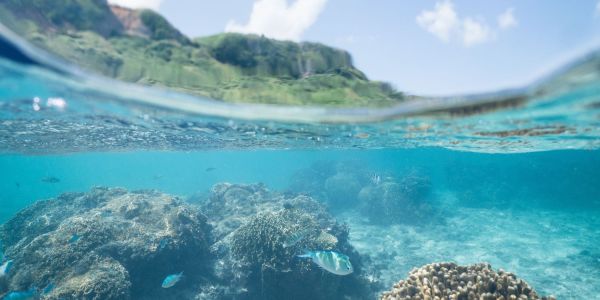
left=161, top=272, right=183, bottom=288
left=2, top=288, right=36, bottom=300
left=0, top=259, right=13, bottom=277
left=298, top=250, right=353, bottom=276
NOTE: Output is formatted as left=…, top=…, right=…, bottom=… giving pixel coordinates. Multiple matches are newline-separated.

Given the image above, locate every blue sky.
left=110, top=0, right=600, bottom=95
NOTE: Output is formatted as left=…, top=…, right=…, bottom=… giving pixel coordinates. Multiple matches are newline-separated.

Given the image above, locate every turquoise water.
left=1, top=24, right=600, bottom=300
left=2, top=149, right=600, bottom=217
left=1, top=149, right=599, bottom=299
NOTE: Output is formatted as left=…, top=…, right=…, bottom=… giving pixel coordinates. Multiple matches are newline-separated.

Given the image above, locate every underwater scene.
left=1, top=150, right=600, bottom=299
left=1, top=1, right=600, bottom=299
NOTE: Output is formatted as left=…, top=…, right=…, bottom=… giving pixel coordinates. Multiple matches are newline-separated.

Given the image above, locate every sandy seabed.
left=342, top=192, right=600, bottom=299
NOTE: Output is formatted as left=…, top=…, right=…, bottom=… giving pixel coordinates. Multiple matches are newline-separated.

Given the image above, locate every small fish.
left=0, top=259, right=13, bottom=276
left=297, top=250, right=353, bottom=276
left=69, top=234, right=80, bottom=244
left=369, top=173, right=381, bottom=185
left=282, top=228, right=311, bottom=248
left=41, top=176, right=60, bottom=184
left=2, top=288, right=36, bottom=300
left=161, top=272, right=183, bottom=288
left=205, top=167, right=216, bottom=172
left=15, top=182, right=20, bottom=188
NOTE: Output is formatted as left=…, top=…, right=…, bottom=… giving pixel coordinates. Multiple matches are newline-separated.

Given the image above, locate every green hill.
left=0, top=0, right=404, bottom=106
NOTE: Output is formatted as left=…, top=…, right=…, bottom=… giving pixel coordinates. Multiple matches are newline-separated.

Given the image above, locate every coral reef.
left=288, top=161, right=433, bottom=224
left=200, top=183, right=376, bottom=300
left=199, top=183, right=278, bottom=240
left=380, top=262, right=555, bottom=300
left=0, top=183, right=380, bottom=299
left=0, top=187, right=212, bottom=300
left=357, top=170, right=432, bottom=224
left=324, top=172, right=364, bottom=208
left=288, top=160, right=370, bottom=210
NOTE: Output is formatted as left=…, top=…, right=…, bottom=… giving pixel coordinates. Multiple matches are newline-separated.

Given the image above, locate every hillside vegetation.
left=0, top=0, right=404, bottom=106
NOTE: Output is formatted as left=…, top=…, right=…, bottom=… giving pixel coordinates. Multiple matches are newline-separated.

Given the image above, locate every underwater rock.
left=358, top=171, right=432, bottom=225
left=380, top=262, right=555, bottom=300
left=324, top=172, right=363, bottom=209
left=200, top=183, right=376, bottom=299
left=51, top=255, right=131, bottom=299
left=0, top=187, right=212, bottom=300
left=200, top=183, right=280, bottom=240
left=288, top=161, right=434, bottom=222
left=288, top=161, right=338, bottom=199
left=288, top=161, right=372, bottom=210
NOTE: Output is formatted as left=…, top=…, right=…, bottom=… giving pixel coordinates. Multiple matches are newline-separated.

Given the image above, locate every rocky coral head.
left=200, top=183, right=374, bottom=299
left=0, top=187, right=212, bottom=300
left=227, top=208, right=360, bottom=299
left=380, top=262, right=555, bottom=300
left=358, top=171, right=433, bottom=225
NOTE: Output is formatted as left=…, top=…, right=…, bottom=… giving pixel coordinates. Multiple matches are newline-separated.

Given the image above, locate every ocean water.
left=1, top=25, right=600, bottom=300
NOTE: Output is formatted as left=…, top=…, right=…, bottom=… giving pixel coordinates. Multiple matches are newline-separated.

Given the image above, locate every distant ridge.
left=0, top=0, right=404, bottom=106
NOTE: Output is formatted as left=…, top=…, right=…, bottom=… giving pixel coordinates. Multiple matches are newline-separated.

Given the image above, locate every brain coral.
left=380, top=262, right=556, bottom=300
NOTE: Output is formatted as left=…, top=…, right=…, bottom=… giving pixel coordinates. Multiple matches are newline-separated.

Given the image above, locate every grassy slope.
left=0, top=0, right=404, bottom=107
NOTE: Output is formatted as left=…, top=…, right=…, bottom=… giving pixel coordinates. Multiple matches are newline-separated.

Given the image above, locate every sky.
left=108, top=0, right=600, bottom=96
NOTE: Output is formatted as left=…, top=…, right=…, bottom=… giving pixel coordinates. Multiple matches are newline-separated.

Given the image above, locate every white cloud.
left=107, top=0, right=163, bottom=10
left=462, top=18, right=490, bottom=46
left=596, top=1, right=600, bottom=15
left=498, top=8, right=518, bottom=29
left=416, top=0, right=491, bottom=47
left=225, top=0, right=327, bottom=41
left=415, top=0, right=458, bottom=42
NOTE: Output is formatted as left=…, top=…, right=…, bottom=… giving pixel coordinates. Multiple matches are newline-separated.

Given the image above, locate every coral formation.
left=0, top=187, right=211, bottom=300
left=200, top=183, right=376, bottom=299
left=199, top=183, right=278, bottom=240
left=288, top=161, right=433, bottom=224
left=0, top=183, right=562, bottom=300
left=380, top=262, right=555, bottom=300
left=324, top=172, right=364, bottom=208
left=288, top=161, right=370, bottom=210
left=358, top=171, right=432, bottom=224
left=0, top=182, right=381, bottom=299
